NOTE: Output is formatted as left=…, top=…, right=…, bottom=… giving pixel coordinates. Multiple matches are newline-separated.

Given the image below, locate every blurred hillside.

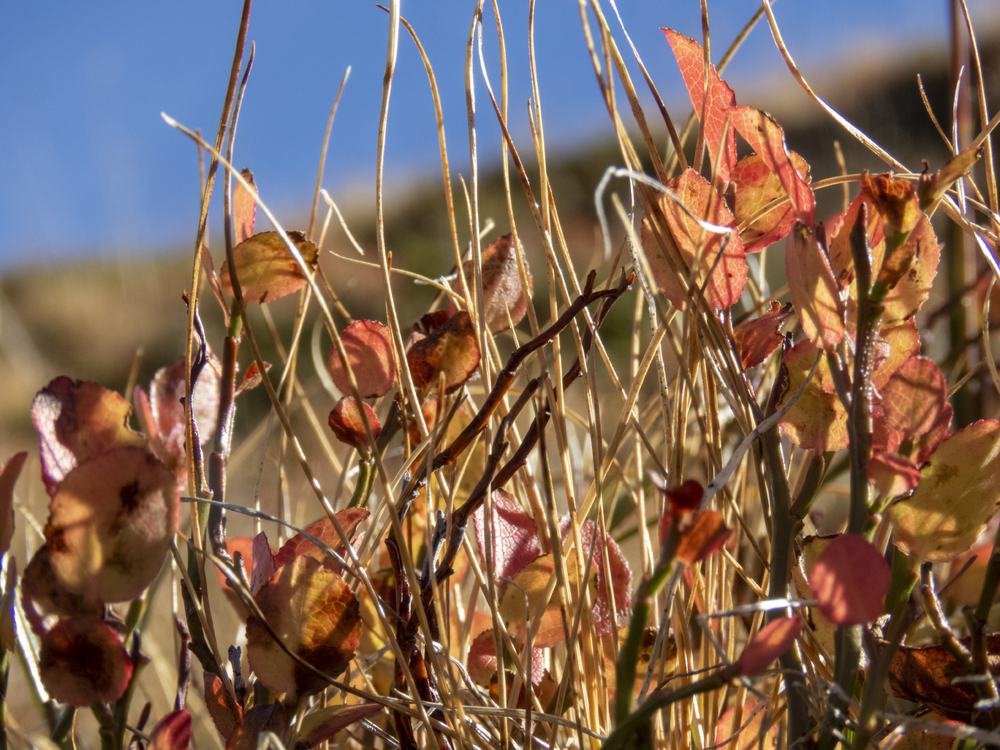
left=0, top=34, right=996, bottom=455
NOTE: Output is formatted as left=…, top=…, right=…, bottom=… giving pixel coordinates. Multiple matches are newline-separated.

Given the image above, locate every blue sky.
left=0, top=1, right=990, bottom=269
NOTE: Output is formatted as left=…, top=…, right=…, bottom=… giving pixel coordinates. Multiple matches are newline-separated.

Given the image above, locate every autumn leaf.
left=32, top=377, right=146, bottom=496
left=664, top=509, right=732, bottom=565
left=233, top=168, right=257, bottom=245
left=809, top=534, right=890, bottom=625
left=204, top=672, right=242, bottom=740
left=407, top=311, right=481, bottom=393
left=785, top=221, right=844, bottom=350
left=880, top=356, right=947, bottom=438
left=735, top=617, right=802, bottom=677
left=890, top=420, right=1000, bottom=562
left=861, top=172, right=920, bottom=241
left=21, top=545, right=103, bottom=635
left=328, top=398, right=381, bottom=452
left=272, top=509, right=369, bottom=571
left=826, top=194, right=884, bottom=292
left=881, top=216, right=941, bottom=326
left=732, top=153, right=809, bottom=252
left=226, top=702, right=286, bottom=750
left=662, top=28, right=737, bottom=182
left=328, top=320, right=397, bottom=399
left=498, top=553, right=574, bottom=648
left=45, top=446, right=180, bottom=604
left=466, top=628, right=546, bottom=687
left=246, top=555, right=361, bottom=699
left=919, top=146, right=982, bottom=211
left=777, top=340, right=849, bottom=452
left=473, top=489, right=541, bottom=582
left=642, top=169, right=747, bottom=310
left=0, top=451, right=26, bottom=556
left=727, top=106, right=815, bottom=224
left=147, top=710, right=192, bottom=750
left=871, top=320, right=921, bottom=390
left=715, top=701, right=777, bottom=750
left=295, top=703, right=383, bottom=748
left=450, top=234, right=533, bottom=332
left=867, top=452, right=921, bottom=498
left=39, top=616, right=133, bottom=706
left=220, top=230, right=318, bottom=304
left=732, top=301, right=793, bottom=369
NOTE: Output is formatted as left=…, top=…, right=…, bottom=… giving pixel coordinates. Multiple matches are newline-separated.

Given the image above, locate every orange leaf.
left=449, top=234, right=533, bottom=332
left=148, top=709, right=192, bottom=750
left=736, top=617, right=802, bottom=677
left=732, top=301, right=793, bottom=369
left=328, top=320, right=397, bottom=399
left=881, top=356, right=946, bottom=438
left=881, top=216, right=941, bottom=326
left=32, top=377, right=146, bottom=496
left=785, top=222, right=844, bottom=350
left=867, top=452, right=921, bottom=498
left=328, top=398, right=380, bottom=452
left=407, top=311, right=481, bottom=393
left=498, top=553, right=572, bottom=648
left=220, top=230, right=318, bottom=304
left=45, top=446, right=179, bottom=604
left=919, top=146, right=982, bottom=211
left=777, top=340, right=849, bottom=452
left=272, top=509, right=369, bottom=571
left=226, top=703, right=285, bottom=750
left=233, top=168, right=257, bottom=245
left=204, top=672, right=242, bottom=740
left=39, top=616, right=133, bottom=706
left=871, top=320, right=921, bottom=391
left=295, top=703, right=383, bottom=748
left=810, top=534, right=890, bottom=625
left=861, top=172, right=920, bottom=239
left=732, top=153, right=809, bottom=252
left=21, top=545, right=103, bottom=636
left=727, top=106, right=815, bottom=224
left=0, top=451, right=26, bottom=556
left=672, top=509, right=732, bottom=565
left=890, top=420, right=1000, bottom=562
left=642, top=169, right=746, bottom=310
left=662, top=29, right=737, bottom=183
left=246, top=555, right=361, bottom=699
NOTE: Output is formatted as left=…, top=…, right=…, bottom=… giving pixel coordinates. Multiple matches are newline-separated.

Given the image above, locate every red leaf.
left=663, top=28, right=737, bottom=183
left=45, top=446, right=180, bottom=604
left=663, top=480, right=705, bottom=514
left=450, top=234, right=533, bottom=333
left=810, top=534, right=890, bottom=625
left=868, top=452, right=921, bottom=498
left=881, top=356, right=947, bottom=438
left=571, top=519, right=633, bottom=635
left=732, top=302, right=792, bottom=369
left=913, top=401, right=953, bottom=464
left=296, top=703, right=383, bottom=748
left=861, top=172, right=920, bottom=239
left=148, top=709, right=192, bottom=750
left=735, top=617, right=802, bottom=677
left=220, top=230, right=319, bottom=304
left=233, top=168, right=257, bottom=246
left=39, top=616, right=133, bottom=706
left=661, top=508, right=732, bottom=564
left=732, top=154, right=803, bottom=253
left=642, top=169, right=747, bottom=311
left=473, top=489, right=540, bottom=582
left=234, top=360, right=270, bottom=397
left=826, top=195, right=883, bottom=291
left=727, top=106, right=815, bottom=224
left=407, top=311, right=481, bottom=393
left=272, top=509, right=369, bottom=571
left=0, top=452, right=26, bottom=556
left=251, top=532, right=277, bottom=597
left=785, top=222, right=844, bottom=350
left=32, top=377, right=146, bottom=496
left=204, top=672, right=242, bottom=741
left=467, top=628, right=546, bottom=686
left=328, top=320, right=397, bottom=399
left=329, top=398, right=381, bottom=452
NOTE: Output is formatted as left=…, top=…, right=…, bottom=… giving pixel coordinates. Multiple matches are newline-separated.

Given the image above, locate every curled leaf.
left=732, top=153, right=806, bottom=253
left=919, top=146, right=982, bottom=211
left=0, top=451, right=27, bottom=556
left=233, top=168, right=257, bottom=245
left=204, top=671, right=242, bottom=740
left=328, top=398, right=381, bottom=452
left=810, top=534, right=890, bottom=625
left=148, top=710, right=192, bottom=750
left=450, top=234, right=533, bottom=332
left=407, top=311, right=481, bottom=393
left=328, top=320, right=397, bottom=399
left=39, top=616, right=133, bottom=706
left=861, top=172, right=920, bottom=240
left=732, top=302, right=793, bottom=369
left=220, top=230, right=319, bottom=304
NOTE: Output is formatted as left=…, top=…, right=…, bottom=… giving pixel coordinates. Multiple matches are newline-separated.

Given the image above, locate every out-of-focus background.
left=0, top=0, right=996, bottom=443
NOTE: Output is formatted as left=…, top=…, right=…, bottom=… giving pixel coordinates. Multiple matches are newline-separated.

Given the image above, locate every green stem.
left=348, top=457, right=376, bottom=509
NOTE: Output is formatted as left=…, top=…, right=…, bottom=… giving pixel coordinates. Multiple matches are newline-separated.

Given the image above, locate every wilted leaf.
left=786, top=222, right=844, bottom=350
left=714, top=701, right=777, bottom=750
left=246, top=555, right=361, bottom=699
left=663, top=28, right=737, bottom=182
left=220, top=230, right=319, bottom=304
left=810, top=534, right=889, bottom=625
left=234, top=360, right=270, bottom=397
left=147, top=709, right=192, bottom=750
left=296, top=703, right=383, bottom=748
left=45, top=446, right=179, bottom=603
left=328, top=320, right=397, bottom=399
left=642, top=169, right=746, bottom=310
left=474, top=489, right=541, bottom=582
left=919, top=146, right=982, bottom=211
left=410, top=310, right=452, bottom=345
left=732, top=302, right=793, bottom=369
left=233, top=168, right=257, bottom=245
left=407, top=311, right=481, bottom=393
left=861, top=172, right=920, bottom=240
left=0, top=451, right=26, bottom=556
left=881, top=356, right=946, bottom=438
left=890, top=420, right=1000, bottom=562
left=778, top=340, right=849, bottom=452
left=450, top=234, right=533, bottom=332
left=204, top=672, right=242, bottom=741
left=328, top=398, right=381, bottom=452
left=272, top=509, right=369, bottom=571
left=21, top=545, right=102, bottom=635
left=39, top=616, right=133, bottom=706
left=32, top=377, right=146, bottom=495
left=868, top=452, right=921, bottom=498
left=732, top=154, right=807, bottom=253
left=727, top=106, right=815, bottom=224
left=735, top=617, right=802, bottom=677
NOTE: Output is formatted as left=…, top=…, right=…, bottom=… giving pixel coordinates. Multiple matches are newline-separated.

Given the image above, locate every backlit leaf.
left=450, top=234, right=533, bottom=332
left=32, top=377, right=146, bottom=495
left=670, top=509, right=732, bottom=565
left=868, top=452, right=921, bottom=498
left=785, top=222, right=844, bottom=350
left=233, top=168, right=257, bottom=245
left=328, top=320, right=397, bottom=399
left=328, top=398, right=381, bottom=452
left=919, top=146, right=982, bottom=211
left=662, top=29, right=737, bottom=183
left=250, top=532, right=276, bottom=597
left=226, top=703, right=285, bottom=750
left=21, top=545, right=102, bottom=636
left=826, top=194, right=884, bottom=292
left=871, top=320, right=921, bottom=390
left=881, top=356, right=946, bottom=438
left=732, top=301, right=793, bottom=369
left=890, top=420, right=1000, bottom=562
left=732, top=153, right=809, bottom=252
left=246, top=555, right=361, bottom=699
left=407, top=311, right=481, bottom=393
left=148, top=709, right=192, bottom=750
left=0, top=451, right=26, bottom=556
left=642, top=169, right=746, bottom=310
left=735, top=617, right=802, bottom=677
left=296, top=703, right=383, bottom=748
left=569, top=519, right=632, bottom=635
left=810, top=534, right=889, bottom=625
left=220, top=230, right=319, bottom=304
left=272, top=509, right=369, bottom=571
left=778, top=340, right=849, bottom=452
left=474, top=489, right=540, bottom=582
left=45, top=446, right=179, bottom=603
left=727, top=106, right=815, bottom=224
left=204, top=672, right=242, bottom=740
left=861, top=172, right=920, bottom=239
left=881, top=216, right=940, bottom=326
left=39, top=616, right=133, bottom=706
